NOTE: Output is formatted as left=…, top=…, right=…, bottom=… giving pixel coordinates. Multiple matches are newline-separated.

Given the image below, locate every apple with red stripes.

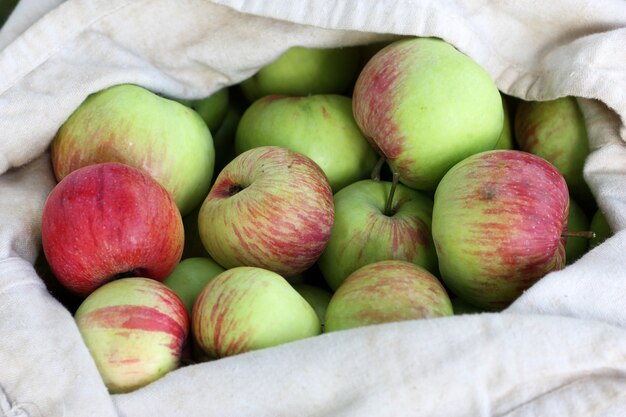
left=74, top=277, right=189, bottom=393
left=41, top=162, right=184, bottom=296
left=197, top=146, right=334, bottom=278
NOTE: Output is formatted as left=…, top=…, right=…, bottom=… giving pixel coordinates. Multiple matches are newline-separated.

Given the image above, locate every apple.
left=318, top=178, right=437, bottom=291
left=41, top=162, right=184, bottom=296
left=291, top=283, right=333, bottom=327
left=590, top=209, right=612, bottom=249
left=176, top=88, right=230, bottom=133
left=432, top=150, right=569, bottom=310
left=493, top=94, right=515, bottom=150
left=192, top=266, right=321, bottom=358
left=352, top=37, right=503, bottom=191
left=240, top=46, right=360, bottom=102
left=51, top=83, right=215, bottom=216
left=75, top=277, right=189, bottom=393
left=450, top=297, right=484, bottom=315
left=514, top=96, right=592, bottom=207
left=198, top=146, right=334, bottom=278
left=565, top=198, right=590, bottom=264
left=235, top=94, right=379, bottom=192
left=324, top=260, right=453, bottom=332
left=162, top=257, right=226, bottom=315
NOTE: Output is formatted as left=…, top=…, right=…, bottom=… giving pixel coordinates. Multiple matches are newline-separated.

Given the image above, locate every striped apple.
left=198, top=146, right=334, bottom=277
left=74, top=277, right=189, bottom=393
left=192, top=267, right=321, bottom=358
left=432, top=149, right=570, bottom=310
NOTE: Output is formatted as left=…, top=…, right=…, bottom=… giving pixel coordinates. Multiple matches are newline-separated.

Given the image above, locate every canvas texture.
left=0, top=1, right=625, bottom=416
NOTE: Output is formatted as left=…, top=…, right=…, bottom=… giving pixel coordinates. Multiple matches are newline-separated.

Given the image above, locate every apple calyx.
left=384, top=172, right=401, bottom=217
left=561, top=230, right=596, bottom=239
left=371, top=155, right=386, bottom=181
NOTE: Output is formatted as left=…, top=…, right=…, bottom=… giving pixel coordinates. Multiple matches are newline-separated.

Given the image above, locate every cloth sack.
left=1, top=1, right=626, bottom=416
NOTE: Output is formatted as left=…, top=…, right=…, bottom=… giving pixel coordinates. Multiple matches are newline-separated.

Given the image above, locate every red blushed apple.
left=41, top=162, right=184, bottom=296
left=198, top=146, right=334, bottom=278
left=75, top=277, right=189, bottom=393
left=432, top=150, right=569, bottom=310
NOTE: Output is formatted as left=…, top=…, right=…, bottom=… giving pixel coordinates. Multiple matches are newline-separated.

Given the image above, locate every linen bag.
left=1, top=1, right=626, bottom=416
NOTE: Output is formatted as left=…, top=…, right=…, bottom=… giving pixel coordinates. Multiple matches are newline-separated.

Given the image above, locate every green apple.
left=162, top=257, right=225, bottom=314
left=590, top=209, right=612, bottom=249
left=318, top=178, right=437, bottom=291
left=565, top=198, right=590, bottom=264
left=324, top=260, right=453, bottom=332
left=240, top=46, right=360, bottom=102
left=192, top=267, right=321, bottom=358
left=235, top=94, right=378, bottom=192
left=198, top=146, right=334, bottom=278
left=212, top=105, right=242, bottom=179
left=353, top=37, right=503, bottom=191
left=291, top=283, right=333, bottom=327
left=51, top=84, right=215, bottom=216
left=493, top=94, right=514, bottom=150
left=176, top=88, right=230, bottom=133
left=75, top=277, right=189, bottom=393
left=451, top=297, right=483, bottom=315
left=514, top=96, right=592, bottom=206
left=432, top=150, right=569, bottom=310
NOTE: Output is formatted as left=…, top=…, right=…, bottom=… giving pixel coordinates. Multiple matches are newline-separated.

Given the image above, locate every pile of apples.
left=38, top=37, right=612, bottom=393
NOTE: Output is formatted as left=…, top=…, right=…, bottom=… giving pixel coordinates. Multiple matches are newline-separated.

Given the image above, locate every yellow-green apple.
left=51, top=84, right=215, bottom=216
left=352, top=37, right=503, bottom=191
left=41, top=162, right=184, bottom=296
left=176, top=88, right=230, bottom=133
left=198, top=146, right=334, bottom=277
left=590, top=209, right=612, bottom=249
left=240, top=46, right=360, bottom=102
left=317, top=178, right=437, bottom=290
left=291, top=283, right=333, bottom=328
left=432, top=150, right=570, bottom=310
left=324, top=260, right=453, bottom=332
left=514, top=97, right=592, bottom=206
left=163, top=257, right=225, bottom=315
left=192, top=266, right=321, bottom=358
left=493, top=94, right=515, bottom=150
left=235, top=94, right=378, bottom=192
left=75, top=277, right=189, bottom=393
left=565, top=198, right=590, bottom=264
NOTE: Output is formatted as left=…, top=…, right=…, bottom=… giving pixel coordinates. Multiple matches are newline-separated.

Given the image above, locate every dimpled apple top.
left=51, top=84, right=215, bottom=216
left=198, top=146, right=334, bottom=277
left=352, top=37, right=503, bottom=191
left=41, top=162, right=184, bottom=296
left=432, top=150, right=569, bottom=310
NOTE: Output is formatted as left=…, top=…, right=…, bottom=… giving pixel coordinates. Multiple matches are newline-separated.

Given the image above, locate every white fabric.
left=0, top=1, right=625, bottom=416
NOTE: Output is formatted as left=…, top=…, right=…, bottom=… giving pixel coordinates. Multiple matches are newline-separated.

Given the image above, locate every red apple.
left=41, top=162, right=184, bottom=296
left=432, top=150, right=569, bottom=310
left=198, top=146, right=334, bottom=277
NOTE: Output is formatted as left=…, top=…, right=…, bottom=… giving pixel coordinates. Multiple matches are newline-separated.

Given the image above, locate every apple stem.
left=371, top=155, right=386, bottom=181
left=385, top=172, right=400, bottom=216
left=562, top=230, right=596, bottom=239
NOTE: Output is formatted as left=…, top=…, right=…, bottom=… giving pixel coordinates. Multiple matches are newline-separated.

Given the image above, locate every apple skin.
left=589, top=209, right=612, bottom=249
left=324, top=260, right=453, bottom=332
left=198, top=146, right=334, bottom=278
left=192, top=266, right=321, bottom=358
left=318, top=179, right=437, bottom=291
left=432, top=150, right=569, bottom=310
left=74, top=277, right=189, bottom=394
left=235, top=94, right=378, bottom=192
left=51, top=84, right=215, bottom=216
left=41, top=162, right=184, bottom=296
left=176, top=88, right=230, bottom=133
left=565, top=198, right=590, bottom=264
left=514, top=97, right=592, bottom=206
left=240, top=46, right=360, bottom=102
left=493, top=94, right=515, bottom=150
left=291, top=283, right=333, bottom=328
left=352, top=37, right=503, bottom=191
left=162, top=257, right=226, bottom=315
